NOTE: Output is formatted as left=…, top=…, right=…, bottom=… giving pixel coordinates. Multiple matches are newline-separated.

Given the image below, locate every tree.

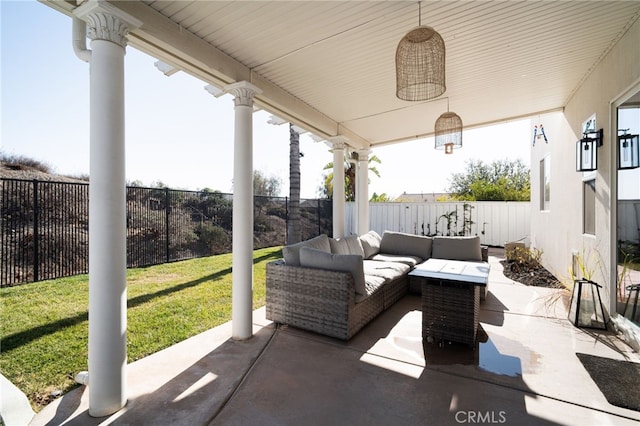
left=447, top=159, right=530, bottom=201
left=320, top=152, right=381, bottom=201
left=287, top=124, right=302, bottom=244
left=253, top=170, right=281, bottom=197
left=370, top=192, right=390, bottom=202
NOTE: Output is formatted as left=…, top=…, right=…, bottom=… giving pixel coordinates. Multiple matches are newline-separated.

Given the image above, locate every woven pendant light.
left=396, top=4, right=445, bottom=101
left=435, top=111, right=463, bottom=154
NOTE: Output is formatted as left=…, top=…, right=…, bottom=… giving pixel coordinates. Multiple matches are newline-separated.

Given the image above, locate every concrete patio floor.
left=31, top=250, right=640, bottom=425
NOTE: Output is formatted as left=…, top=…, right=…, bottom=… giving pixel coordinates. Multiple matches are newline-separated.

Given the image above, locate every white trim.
left=610, top=77, right=640, bottom=343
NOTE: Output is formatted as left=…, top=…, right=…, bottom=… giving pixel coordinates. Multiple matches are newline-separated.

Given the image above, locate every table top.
left=409, top=258, right=490, bottom=285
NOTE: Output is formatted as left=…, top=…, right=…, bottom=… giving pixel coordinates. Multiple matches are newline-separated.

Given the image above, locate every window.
left=583, top=178, right=596, bottom=235
left=540, top=156, right=550, bottom=211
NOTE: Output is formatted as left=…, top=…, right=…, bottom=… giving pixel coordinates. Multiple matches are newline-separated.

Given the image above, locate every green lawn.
left=0, top=246, right=282, bottom=411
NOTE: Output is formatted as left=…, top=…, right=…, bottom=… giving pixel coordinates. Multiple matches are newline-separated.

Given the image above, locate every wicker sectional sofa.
left=266, top=231, right=487, bottom=340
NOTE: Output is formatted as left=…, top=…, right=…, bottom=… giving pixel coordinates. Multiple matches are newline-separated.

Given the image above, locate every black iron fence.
left=0, top=178, right=332, bottom=287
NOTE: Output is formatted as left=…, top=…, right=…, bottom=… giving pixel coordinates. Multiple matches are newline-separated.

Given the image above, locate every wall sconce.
left=576, top=128, right=603, bottom=172
left=568, top=279, right=607, bottom=329
left=618, top=132, right=639, bottom=170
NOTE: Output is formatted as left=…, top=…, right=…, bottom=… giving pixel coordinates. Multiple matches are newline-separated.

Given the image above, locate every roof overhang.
left=42, top=0, right=640, bottom=150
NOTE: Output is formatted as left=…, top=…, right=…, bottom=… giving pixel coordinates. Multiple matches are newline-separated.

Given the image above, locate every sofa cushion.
left=363, top=260, right=410, bottom=282
left=355, top=275, right=386, bottom=303
left=432, top=236, right=482, bottom=262
left=299, top=246, right=366, bottom=296
left=359, top=230, right=382, bottom=259
left=330, top=235, right=365, bottom=257
left=379, top=231, right=432, bottom=259
left=282, top=234, right=331, bottom=266
left=369, top=253, right=423, bottom=267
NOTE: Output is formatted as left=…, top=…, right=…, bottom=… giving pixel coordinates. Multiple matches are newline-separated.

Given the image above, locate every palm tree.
left=287, top=124, right=302, bottom=244
left=320, top=151, right=381, bottom=201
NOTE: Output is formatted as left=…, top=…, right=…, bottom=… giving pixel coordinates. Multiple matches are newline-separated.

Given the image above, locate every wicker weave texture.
left=266, top=261, right=388, bottom=340
left=383, top=275, right=409, bottom=309
left=421, top=278, right=480, bottom=346
left=396, top=26, right=446, bottom=101
left=435, top=112, right=463, bottom=150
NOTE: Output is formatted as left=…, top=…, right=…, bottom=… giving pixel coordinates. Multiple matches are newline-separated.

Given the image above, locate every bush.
left=1, top=153, right=52, bottom=173
left=507, top=246, right=543, bottom=273
left=194, top=223, right=230, bottom=254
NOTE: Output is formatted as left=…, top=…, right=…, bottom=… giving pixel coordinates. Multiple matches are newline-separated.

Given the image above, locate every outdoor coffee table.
left=409, top=258, right=490, bottom=346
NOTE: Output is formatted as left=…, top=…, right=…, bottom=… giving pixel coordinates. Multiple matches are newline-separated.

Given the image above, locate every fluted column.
left=356, top=149, right=370, bottom=235
left=329, top=137, right=347, bottom=238
left=74, top=0, right=141, bottom=417
left=224, top=81, right=262, bottom=340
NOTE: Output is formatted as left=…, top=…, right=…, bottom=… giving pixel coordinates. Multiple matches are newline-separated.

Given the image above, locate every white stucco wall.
left=530, top=17, right=640, bottom=315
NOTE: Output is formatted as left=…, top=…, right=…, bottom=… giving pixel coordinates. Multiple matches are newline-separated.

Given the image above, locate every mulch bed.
left=499, top=259, right=565, bottom=289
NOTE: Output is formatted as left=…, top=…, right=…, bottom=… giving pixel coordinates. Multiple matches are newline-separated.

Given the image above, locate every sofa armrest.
left=266, top=260, right=356, bottom=339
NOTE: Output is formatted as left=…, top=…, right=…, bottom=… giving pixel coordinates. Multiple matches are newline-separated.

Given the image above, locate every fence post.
left=165, top=188, right=170, bottom=263
left=33, top=179, right=39, bottom=283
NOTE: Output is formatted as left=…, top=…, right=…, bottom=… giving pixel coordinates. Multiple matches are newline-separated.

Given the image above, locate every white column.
left=74, top=0, right=140, bottom=418
left=356, top=149, right=370, bottom=235
left=224, top=81, right=262, bottom=340
left=329, top=138, right=346, bottom=238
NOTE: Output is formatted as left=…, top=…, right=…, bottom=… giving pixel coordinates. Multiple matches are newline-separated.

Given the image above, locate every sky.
left=1, top=1, right=532, bottom=200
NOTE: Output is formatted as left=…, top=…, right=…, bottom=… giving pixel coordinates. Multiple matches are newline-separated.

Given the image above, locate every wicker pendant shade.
left=396, top=26, right=446, bottom=101
left=435, top=111, right=463, bottom=154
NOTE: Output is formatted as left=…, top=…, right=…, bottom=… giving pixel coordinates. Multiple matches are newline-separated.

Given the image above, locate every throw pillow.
left=299, top=246, right=366, bottom=295
left=330, top=234, right=365, bottom=257
left=379, top=231, right=432, bottom=259
left=432, top=236, right=482, bottom=262
left=359, top=230, right=382, bottom=259
left=282, top=234, right=331, bottom=266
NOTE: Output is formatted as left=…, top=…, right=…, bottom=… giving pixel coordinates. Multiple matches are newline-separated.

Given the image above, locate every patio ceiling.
left=47, top=0, right=640, bottom=149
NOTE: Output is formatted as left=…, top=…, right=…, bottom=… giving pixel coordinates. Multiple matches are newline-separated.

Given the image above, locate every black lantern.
left=618, top=134, right=639, bottom=170
left=576, top=129, right=603, bottom=172
left=623, top=284, right=640, bottom=324
left=568, top=279, right=607, bottom=329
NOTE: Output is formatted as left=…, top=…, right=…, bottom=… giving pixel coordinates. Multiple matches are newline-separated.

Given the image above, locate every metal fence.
left=0, top=178, right=332, bottom=287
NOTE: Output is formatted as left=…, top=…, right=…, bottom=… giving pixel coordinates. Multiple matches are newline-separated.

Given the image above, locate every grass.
left=0, top=246, right=282, bottom=411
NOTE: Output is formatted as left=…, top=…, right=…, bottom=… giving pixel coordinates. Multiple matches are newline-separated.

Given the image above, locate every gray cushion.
left=355, top=275, right=386, bottom=303
left=359, top=230, right=382, bottom=259
left=379, top=231, right=432, bottom=259
left=432, top=236, right=482, bottom=261
left=363, top=260, right=410, bottom=282
left=299, top=246, right=366, bottom=295
left=369, top=253, right=423, bottom=267
left=282, top=234, right=331, bottom=266
left=330, top=235, right=365, bottom=257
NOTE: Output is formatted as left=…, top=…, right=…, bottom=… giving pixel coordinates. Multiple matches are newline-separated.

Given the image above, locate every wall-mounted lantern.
left=576, top=128, right=603, bottom=172
left=618, top=132, right=639, bottom=170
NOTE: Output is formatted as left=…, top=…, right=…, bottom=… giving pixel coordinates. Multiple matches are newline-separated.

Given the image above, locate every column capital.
left=327, top=136, right=349, bottom=150
left=74, top=0, right=142, bottom=48
left=356, top=148, right=371, bottom=161
left=224, top=81, right=263, bottom=108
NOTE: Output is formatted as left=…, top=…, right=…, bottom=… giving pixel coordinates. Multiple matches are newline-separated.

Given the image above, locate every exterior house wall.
left=530, top=17, right=640, bottom=316
left=530, top=111, right=578, bottom=286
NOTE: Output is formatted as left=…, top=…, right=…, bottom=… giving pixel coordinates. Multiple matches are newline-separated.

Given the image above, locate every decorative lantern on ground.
left=623, top=283, right=640, bottom=324
left=568, top=279, right=607, bottom=329
left=618, top=133, right=639, bottom=170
